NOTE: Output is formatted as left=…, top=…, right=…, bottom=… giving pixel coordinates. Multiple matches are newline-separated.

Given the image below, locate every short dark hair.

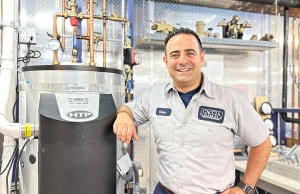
left=164, top=28, right=203, bottom=51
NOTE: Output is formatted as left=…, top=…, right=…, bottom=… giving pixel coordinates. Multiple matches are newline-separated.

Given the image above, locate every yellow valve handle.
left=24, top=124, right=32, bottom=138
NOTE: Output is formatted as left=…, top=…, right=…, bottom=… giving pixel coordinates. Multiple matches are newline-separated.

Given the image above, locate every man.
left=113, top=28, right=271, bottom=194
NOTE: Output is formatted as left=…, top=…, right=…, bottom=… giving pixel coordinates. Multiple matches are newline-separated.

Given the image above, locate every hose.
left=119, top=143, right=140, bottom=194
left=121, top=145, right=134, bottom=181
left=132, top=162, right=140, bottom=194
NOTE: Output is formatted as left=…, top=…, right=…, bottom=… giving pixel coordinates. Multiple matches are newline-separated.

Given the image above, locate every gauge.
left=263, top=118, right=274, bottom=131
left=269, top=135, right=277, bottom=147
left=260, top=102, right=273, bottom=115
left=134, top=53, right=142, bottom=65
left=48, top=39, right=60, bottom=51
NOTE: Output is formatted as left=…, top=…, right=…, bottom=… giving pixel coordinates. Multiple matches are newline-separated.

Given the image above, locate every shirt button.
left=183, top=122, right=187, bottom=125
left=181, top=142, right=185, bottom=146
left=179, top=164, right=183, bottom=168
left=208, top=128, right=212, bottom=132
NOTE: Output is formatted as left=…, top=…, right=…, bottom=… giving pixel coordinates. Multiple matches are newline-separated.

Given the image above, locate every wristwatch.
left=237, top=181, right=255, bottom=194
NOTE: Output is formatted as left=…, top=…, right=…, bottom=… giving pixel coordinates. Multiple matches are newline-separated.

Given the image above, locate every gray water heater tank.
left=18, top=65, right=125, bottom=194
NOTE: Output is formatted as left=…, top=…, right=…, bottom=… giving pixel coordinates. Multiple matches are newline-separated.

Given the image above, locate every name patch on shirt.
left=156, top=108, right=172, bottom=116
left=198, top=106, right=225, bottom=123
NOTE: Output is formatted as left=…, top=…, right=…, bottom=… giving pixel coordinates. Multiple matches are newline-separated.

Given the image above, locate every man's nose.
left=178, top=54, right=188, bottom=64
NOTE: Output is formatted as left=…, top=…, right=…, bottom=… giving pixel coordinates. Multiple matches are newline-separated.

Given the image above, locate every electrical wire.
left=12, top=83, right=19, bottom=123
left=17, top=42, right=41, bottom=66
left=15, top=138, right=31, bottom=194
left=6, top=147, right=17, bottom=194
left=0, top=141, right=18, bottom=176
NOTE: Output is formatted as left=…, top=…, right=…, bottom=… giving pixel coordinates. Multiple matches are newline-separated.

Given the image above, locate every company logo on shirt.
left=198, top=106, right=225, bottom=124
left=156, top=108, right=171, bottom=116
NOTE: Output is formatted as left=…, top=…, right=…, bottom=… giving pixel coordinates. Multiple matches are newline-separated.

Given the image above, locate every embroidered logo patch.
left=156, top=108, right=171, bottom=116
left=198, top=106, right=225, bottom=123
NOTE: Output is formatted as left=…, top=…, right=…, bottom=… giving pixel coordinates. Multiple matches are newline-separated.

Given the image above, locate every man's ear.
left=200, top=51, right=205, bottom=63
left=163, top=56, right=168, bottom=67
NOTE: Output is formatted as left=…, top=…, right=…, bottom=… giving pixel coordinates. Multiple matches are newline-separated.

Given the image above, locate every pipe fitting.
left=69, top=0, right=78, bottom=18
left=72, top=47, right=78, bottom=63
left=52, top=60, right=60, bottom=65
left=20, top=123, right=37, bottom=138
left=63, top=11, right=68, bottom=19
left=78, top=12, right=83, bottom=19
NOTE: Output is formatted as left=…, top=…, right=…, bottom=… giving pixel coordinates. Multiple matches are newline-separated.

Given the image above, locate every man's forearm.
left=116, top=105, right=134, bottom=120
left=242, top=137, right=272, bottom=186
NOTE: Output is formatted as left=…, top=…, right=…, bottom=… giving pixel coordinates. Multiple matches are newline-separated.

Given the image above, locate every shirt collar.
left=164, top=82, right=176, bottom=98
left=164, top=73, right=215, bottom=99
left=201, top=73, right=215, bottom=99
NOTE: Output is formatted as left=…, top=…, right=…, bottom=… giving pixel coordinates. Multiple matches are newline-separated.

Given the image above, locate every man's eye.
left=171, top=54, right=179, bottom=58
left=187, top=52, right=195, bottom=56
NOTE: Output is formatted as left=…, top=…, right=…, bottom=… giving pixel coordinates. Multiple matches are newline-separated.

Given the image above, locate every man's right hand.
left=113, top=111, right=138, bottom=143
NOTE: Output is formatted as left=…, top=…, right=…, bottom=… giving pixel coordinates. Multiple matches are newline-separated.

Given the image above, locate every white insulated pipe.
left=0, top=136, right=16, bottom=194
left=0, top=0, right=20, bottom=138
left=0, top=0, right=18, bottom=193
left=0, top=0, right=36, bottom=139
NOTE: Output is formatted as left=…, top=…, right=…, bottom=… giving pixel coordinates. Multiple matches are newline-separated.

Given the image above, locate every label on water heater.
left=55, top=93, right=99, bottom=122
left=19, top=91, right=27, bottom=124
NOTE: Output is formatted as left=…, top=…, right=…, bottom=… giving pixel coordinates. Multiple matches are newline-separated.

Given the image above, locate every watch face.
left=245, top=186, right=255, bottom=194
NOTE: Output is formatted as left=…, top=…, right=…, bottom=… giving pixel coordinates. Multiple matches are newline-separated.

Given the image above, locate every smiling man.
left=113, top=28, right=271, bottom=194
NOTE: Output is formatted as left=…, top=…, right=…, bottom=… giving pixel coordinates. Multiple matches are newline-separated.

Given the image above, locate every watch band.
left=237, top=181, right=255, bottom=194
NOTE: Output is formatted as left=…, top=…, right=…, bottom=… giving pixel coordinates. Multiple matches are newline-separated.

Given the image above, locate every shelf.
left=137, top=33, right=279, bottom=51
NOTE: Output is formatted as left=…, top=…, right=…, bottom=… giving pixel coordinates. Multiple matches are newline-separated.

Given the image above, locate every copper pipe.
left=124, top=19, right=131, bottom=47
left=62, top=0, right=66, bottom=51
left=82, top=14, right=102, bottom=19
left=72, top=26, right=78, bottom=63
left=53, top=13, right=63, bottom=65
left=94, top=15, right=103, bottom=19
left=109, top=17, right=131, bottom=47
left=103, top=0, right=107, bottom=67
left=292, top=18, right=296, bottom=146
left=73, top=26, right=77, bottom=39
left=87, top=1, right=90, bottom=52
left=89, top=0, right=95, bottom=66
left=77, top=35, right=90, bottom=40
left=127, top=93, right=131, bottom=102
left=298, top=22, right=300, bottom=145
left=65, top=0, right=71, bottom=10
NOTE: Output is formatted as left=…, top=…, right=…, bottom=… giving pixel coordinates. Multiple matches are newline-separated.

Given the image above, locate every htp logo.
left=66, top=111, right=94, bottom=119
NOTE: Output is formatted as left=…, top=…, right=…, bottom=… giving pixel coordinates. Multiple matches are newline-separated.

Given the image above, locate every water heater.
left=18, top=65, right=125, bottom=194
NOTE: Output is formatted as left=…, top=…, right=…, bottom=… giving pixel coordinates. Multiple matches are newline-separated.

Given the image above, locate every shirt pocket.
left=151, top=120, right=175, bottom=153
left=192, top=124, right=233, bottom=158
